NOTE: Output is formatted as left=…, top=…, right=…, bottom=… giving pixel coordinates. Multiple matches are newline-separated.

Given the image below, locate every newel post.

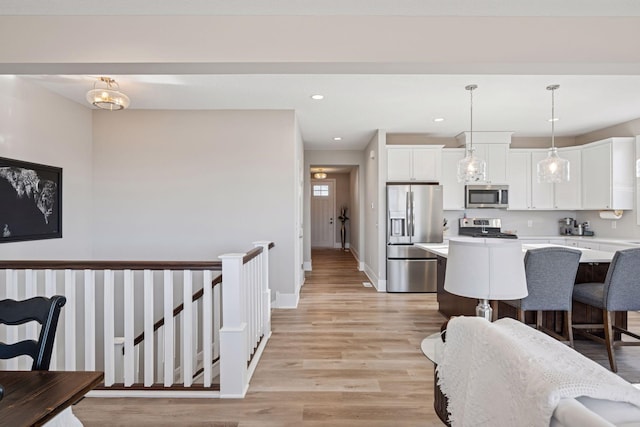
left=218, top=252, right=248, bottom=398
left=253, top=241, right=272, bottom=337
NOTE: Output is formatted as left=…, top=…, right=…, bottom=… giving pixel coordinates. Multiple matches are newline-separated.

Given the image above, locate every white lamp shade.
left=444, top=238, right=528, bottom=300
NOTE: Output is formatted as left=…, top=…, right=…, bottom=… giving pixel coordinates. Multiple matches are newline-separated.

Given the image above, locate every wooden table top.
left=0, top=370, right=103, bottom=427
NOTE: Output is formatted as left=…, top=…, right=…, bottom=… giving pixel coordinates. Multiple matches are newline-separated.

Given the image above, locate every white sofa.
left=436, top=317, right=640, bottom=427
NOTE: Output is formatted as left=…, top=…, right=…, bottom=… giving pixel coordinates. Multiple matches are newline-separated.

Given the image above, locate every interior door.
left=311, top=179, right=336, bottom=248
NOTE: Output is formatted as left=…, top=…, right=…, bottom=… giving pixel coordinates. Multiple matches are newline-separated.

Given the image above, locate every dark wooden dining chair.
left=572, top=248, right=640, bottom=372
left=0, top=295, right=66, bottom=371
left=503, top=247, right=582, bottom=346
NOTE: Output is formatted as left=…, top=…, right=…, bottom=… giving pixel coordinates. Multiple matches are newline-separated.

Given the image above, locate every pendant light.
left=86, top=77, right=130, bottom=111
left=457, top=84, right=487, bottom=183
left=537, top=85, right=569, bottom=183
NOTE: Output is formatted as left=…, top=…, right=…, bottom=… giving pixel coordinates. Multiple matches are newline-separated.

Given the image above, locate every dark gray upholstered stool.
left=503, top=247, right=581, bottom=346
left=573, top=248, right=640, bottom=372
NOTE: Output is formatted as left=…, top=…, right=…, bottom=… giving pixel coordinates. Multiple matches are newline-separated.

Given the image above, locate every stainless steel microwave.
left=465, top=184, right=509, bottom=209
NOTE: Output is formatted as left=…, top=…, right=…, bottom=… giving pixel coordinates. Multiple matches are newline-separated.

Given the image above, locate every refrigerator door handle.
left=405, top=192, right=411, bottom=237
left=410, top=191, right=415, bottom=237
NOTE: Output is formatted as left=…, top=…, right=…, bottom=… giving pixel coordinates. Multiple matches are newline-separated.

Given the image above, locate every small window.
left=313, top=184, right=329, bottom=197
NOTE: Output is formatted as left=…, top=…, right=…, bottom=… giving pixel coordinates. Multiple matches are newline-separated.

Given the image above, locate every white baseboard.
left=303, top=261, right=312, bottom=271
left=376, top=279, right=387, bottom=292
left=333, top=242, right=351, bottom=249
left=273, top=291, right=300, bottom=309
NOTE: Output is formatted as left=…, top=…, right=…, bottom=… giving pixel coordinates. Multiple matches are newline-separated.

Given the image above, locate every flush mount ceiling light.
left=311, top=94, right=324, bottom=100
left=537, top=85, right=570, bottom=183
left=314, top=171, right=327, bottom=179
left=86, top=77, right=130, bottom=111
left=457, top=84, right=487, bottom=183
left=333, top=137, right=342, bottom=141
left=433, top=117, right=445, bottom=122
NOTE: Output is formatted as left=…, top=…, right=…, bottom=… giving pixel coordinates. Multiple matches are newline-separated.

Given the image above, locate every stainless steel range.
left=458, top=218, right=518, bottom=239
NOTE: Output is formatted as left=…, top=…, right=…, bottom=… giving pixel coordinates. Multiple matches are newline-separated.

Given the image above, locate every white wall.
left=349, top=168, right=361, bottom=265
left=90, top=109, right=299, bottom=304
left=363, top=131, right=386, bottom=290
left=0, top=76, right=93, bottom=259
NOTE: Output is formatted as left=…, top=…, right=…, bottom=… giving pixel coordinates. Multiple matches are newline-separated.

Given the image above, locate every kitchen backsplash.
left=443, top=209, right=578, bottom=238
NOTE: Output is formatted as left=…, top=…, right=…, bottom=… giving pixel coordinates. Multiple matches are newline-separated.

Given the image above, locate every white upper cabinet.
left=530, top=150, right=555, bottom=209
left=455, top=132, right=512, bottom=184
left=554, top=147, right=582, bottom=210
left=441, top=149, right=466, bottom=210
left=386, top=146, right=442, bottom=182
left=507, top=148, right=577, bottom=210
left=507, top=150, right=531, bottom=210
left=507, top=149, right=554, bottom=210
left=581, top=137, right=634, bottom=210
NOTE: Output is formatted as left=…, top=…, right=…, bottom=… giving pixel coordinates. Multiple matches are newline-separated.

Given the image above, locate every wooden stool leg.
left=517, top=309, right=525, bottom=323
left=564, top=311, right=574, bottom=348
left=536, top=310, right=543, bottom=329
left=603, top=310, right=617, bottom=372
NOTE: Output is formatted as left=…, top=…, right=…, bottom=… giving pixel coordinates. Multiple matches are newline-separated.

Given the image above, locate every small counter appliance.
left=559, top=217, right=575, bottom=235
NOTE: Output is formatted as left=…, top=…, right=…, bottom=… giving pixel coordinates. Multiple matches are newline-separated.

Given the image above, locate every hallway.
left=75, top=248, right=446, bottom=426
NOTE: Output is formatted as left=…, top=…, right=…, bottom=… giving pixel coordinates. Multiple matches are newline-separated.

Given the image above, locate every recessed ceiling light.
left=333, top=137, right=342, bottom=141
left=311, top=94, right=324, bottom=100
left=433, top=117, right=445, bottom=122
left=548, top=117, right=559, bottom=122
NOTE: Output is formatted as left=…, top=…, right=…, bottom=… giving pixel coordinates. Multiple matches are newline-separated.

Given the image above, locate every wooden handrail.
left=242, top=247, right=263, bottom=264
left=132, top=275, right=223, bottom=348
left=0, top=260, right=222, bottom=270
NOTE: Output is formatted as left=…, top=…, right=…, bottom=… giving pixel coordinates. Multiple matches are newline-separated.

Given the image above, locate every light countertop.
left=416, top=241, right=615, bottom=263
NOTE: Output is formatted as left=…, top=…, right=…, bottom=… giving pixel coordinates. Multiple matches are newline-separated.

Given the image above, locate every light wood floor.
left=74, top=248, right=640, bottom=426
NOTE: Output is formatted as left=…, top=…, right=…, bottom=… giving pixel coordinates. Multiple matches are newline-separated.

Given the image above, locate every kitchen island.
left=416, top=241, right=625, bottom=334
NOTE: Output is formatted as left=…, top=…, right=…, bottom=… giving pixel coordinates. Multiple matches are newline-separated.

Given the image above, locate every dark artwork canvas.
left=0, top=157, right=62, bottom=243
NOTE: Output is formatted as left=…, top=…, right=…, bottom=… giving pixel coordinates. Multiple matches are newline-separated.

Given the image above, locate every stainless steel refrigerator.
left=386, top=183, right=443, bottom=292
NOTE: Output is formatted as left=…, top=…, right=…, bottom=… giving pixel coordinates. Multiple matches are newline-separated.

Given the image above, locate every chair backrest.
left=520, top=247, right=582, bottom=311
left=0, top=295, right=66, bottom=370
left=604, top=248, right=640, bottom=311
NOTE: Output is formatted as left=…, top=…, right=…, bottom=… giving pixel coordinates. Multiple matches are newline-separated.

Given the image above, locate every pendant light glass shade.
left=537, top=85, right=569, bottom=183
left=457, top=84, right=487, bottom=183
left=537, top=147, right=569, bottom=183
left=86, top=77, right=130, bottom=111
left=457, top=147, right=487, bottom=183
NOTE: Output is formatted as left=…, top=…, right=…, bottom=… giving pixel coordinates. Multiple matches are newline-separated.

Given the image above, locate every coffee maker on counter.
left=559, top=217, right=575, bottom=235
left=559, top=217, right=594, bottom=236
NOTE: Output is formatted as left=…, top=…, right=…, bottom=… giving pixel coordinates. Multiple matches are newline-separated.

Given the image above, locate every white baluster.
left=84, top=270, right=96, bottom=371
left=23, top=270, right=37, bottom=370
left=143, top=270, right=155, bottom=387
left=6, top=270, right=19, bottom=370
left=202, top=270, right=212, bottom=387
left=182, top=271, right=193, bottom=387
left=213, top=278, right=221, bottom=360
left=123, top=269, right=135, bottom=387
left=163, top=270, right=174, bottom=386
left=254, top=241, right=272, bottom=339
left=103, top=270, right=115, bottom=386
left=64, top=269, right=76, bottom=371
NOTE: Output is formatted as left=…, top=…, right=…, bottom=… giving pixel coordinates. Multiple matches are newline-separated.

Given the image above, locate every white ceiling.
left=24, top=74, right=640, bottom=150
left=9, top=1, right=640, bottom=150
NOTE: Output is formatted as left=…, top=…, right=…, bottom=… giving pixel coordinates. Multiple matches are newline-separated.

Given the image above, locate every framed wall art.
left=0, top=157, right=62, bottom=243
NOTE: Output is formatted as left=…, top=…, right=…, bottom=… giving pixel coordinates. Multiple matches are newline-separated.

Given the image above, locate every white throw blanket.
left=437, top=317, right=640, bottom=427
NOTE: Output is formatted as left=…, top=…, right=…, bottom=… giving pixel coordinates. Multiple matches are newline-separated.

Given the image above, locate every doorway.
left=310, top=179, right=336, bottom=248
